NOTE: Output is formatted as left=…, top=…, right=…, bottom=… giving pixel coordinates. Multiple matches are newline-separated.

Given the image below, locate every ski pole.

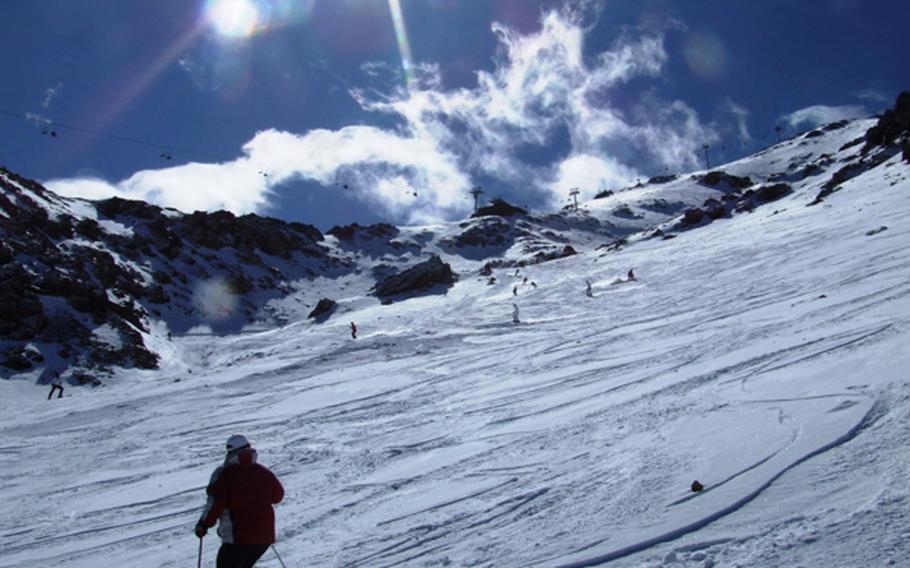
left=197, top=536, right=203, bottom=568
left=271, top=544, right=288, bottom=568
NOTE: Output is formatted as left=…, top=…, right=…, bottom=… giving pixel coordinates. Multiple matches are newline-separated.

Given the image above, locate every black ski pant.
left=47, top=385, right=64, bottom=400
left=216, top=543, right=269, bottom=568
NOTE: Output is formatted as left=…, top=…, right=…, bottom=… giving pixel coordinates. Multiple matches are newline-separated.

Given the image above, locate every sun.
left=206, top=0, right=261, bottom=39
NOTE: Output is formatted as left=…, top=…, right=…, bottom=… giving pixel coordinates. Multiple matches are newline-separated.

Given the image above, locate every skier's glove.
left=194, top=522, right=208, bottom=538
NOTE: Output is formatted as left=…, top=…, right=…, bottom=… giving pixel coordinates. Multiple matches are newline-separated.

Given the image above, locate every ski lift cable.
left=0, top=107, right=222, bottom=161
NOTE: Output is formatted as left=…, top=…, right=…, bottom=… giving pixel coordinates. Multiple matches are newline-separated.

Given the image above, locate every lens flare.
left=195, top=278, right=238, bottom=320
left=206, top=0, right=261, bottom=39
left=684, top=32, right=727, bottom=79
left=388, top=0, right=416, bottom=88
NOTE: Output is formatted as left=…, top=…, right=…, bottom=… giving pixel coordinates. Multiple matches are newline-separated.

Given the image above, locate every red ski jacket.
left=199, top=448, right=284, bottom=544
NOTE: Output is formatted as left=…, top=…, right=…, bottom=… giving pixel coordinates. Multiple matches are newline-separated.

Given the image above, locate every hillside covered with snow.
left=1, top=94, right=909, bottom=566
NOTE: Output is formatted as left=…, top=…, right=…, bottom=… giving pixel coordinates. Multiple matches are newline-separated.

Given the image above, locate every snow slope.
left=1, top=120, right=910, bottom=567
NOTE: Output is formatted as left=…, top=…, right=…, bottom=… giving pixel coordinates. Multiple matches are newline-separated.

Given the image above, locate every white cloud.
left=47, top=177, right=130, bottom=201
left=48, top=160, right=271, bottom=214
left=47, top=8, right=719, bottom=225
left=549, top=154, right=638, bottom=206
left=626, top=95, right=718, bottom=171
left=42, top=83, right=62, bottom=108
left=782, top=104, right=867, bottom=130
left=719, top=98, right=751, bottom=143
left=25, top=112, right=51, bottom=127
left=852, top=89, right=889, bottom=105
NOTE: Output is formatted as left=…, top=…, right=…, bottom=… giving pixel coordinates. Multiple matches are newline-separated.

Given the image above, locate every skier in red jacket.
left=195, top=434, right=284, bottom=568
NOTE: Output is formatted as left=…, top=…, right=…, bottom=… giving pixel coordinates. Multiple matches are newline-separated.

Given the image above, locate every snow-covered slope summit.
left=1, top=92, right=909, bottom=567
left=1, top=100, right=906, bottom=386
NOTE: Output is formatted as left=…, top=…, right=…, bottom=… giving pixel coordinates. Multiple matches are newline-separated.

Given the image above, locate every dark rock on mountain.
left=308, top=298, right=337, bottom=320
left=0, top=166, right=350, bottom=381
left=700, top=171, right=753, bottom=190
left=863, top=91, right=910, bottom=151
left=810, top=148, right=892, bottom=205
left=839, top=136, right=864, bottom=152
left=532, top=245, right=576, bottom=264
left=755, top=183, right=792, bottom=202
left=597, top=238, right=627, bottom=252
left=373, top=255, right=456, bottom=302
left=648, top=174, right=677, bottom=184
left=594, top=189, right=615, bottom=199
left=703, top=198, right=727, bottom=219
left=866, top=226, right=888, bottom=236
left=1, top=345, right=43, bottom=371
left=823, top=120, right=849, bottom=131
left=0, top=242, right=13, bottom=264
left=450, top=217, right=514, bottom=248
left=72, top=369, right=102, bottom=386
left=178, top=211, right=325, bottom=259
left=472, top=198, right=527, bottom=218
left=682, top=208, right=706, bottom=225
left=0, top=265, right=47, bottom=341
left=640, top=198, right=674, bottom=211
left=328, top=222, right=398, bottom=242
left=612, top=204, right=642, bottom=219
left=97, top=197, right=162, bottom=219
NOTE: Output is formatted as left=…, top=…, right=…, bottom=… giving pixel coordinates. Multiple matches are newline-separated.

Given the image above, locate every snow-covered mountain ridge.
left=0, top=93, right=909, bottom=566
left=3, top=93, right=906, bottom=386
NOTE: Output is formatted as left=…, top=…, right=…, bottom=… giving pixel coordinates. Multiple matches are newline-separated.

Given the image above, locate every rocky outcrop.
left=754, top=183, right=793, bottom=202
left=0, top=167, right=348, bottom=382
left=809, top=150, right=891, bottom=206
left=0, top=265, right=47, bottom=341
left=648, top=174, right=677, bottom=184
left=308, top=298, right=337, bottom=320
left=472, top=198, right=527, bottom=218
left=96, top=197, right=162, bottom=219
left=699, top=171, right=753, bottom=191
left=532, top=245, right=576, bottom=263
left=327, top=222, right=398, bottom=242
left=177, top=211, right=324, bottom=259
left=863, top=91, right=910, bottom=151
left=452, top=218, right=514, bottom=248
left=373, top=255, right=456, bottom=303
left=671, top=182, right=793, bottom=230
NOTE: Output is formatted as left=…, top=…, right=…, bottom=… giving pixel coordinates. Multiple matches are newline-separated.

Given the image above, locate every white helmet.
left=225, top=434, right=250, bottom=452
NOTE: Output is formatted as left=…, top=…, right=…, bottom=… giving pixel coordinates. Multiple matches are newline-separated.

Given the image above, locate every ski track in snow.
left=2, top=128, right=910, bottom=567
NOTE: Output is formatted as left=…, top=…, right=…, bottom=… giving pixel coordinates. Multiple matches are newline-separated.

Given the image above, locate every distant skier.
left=513, top=285, right=518, bottom=296
left=512, top=303, right=520, bottom=324
left=195, top=434, right=284, bottom=568
left=350, top=322, right=357, bottom=339
left=530, top=281, right=537, bottom=288
left=585, top=280, right=593, bottom=298
left=44, top=369, right=64, bottom=400
left=627, top=268, right=636, bottom=281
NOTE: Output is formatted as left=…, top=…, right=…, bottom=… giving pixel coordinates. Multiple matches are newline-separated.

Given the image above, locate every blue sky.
left=1, top=0, right=907, bottom=229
